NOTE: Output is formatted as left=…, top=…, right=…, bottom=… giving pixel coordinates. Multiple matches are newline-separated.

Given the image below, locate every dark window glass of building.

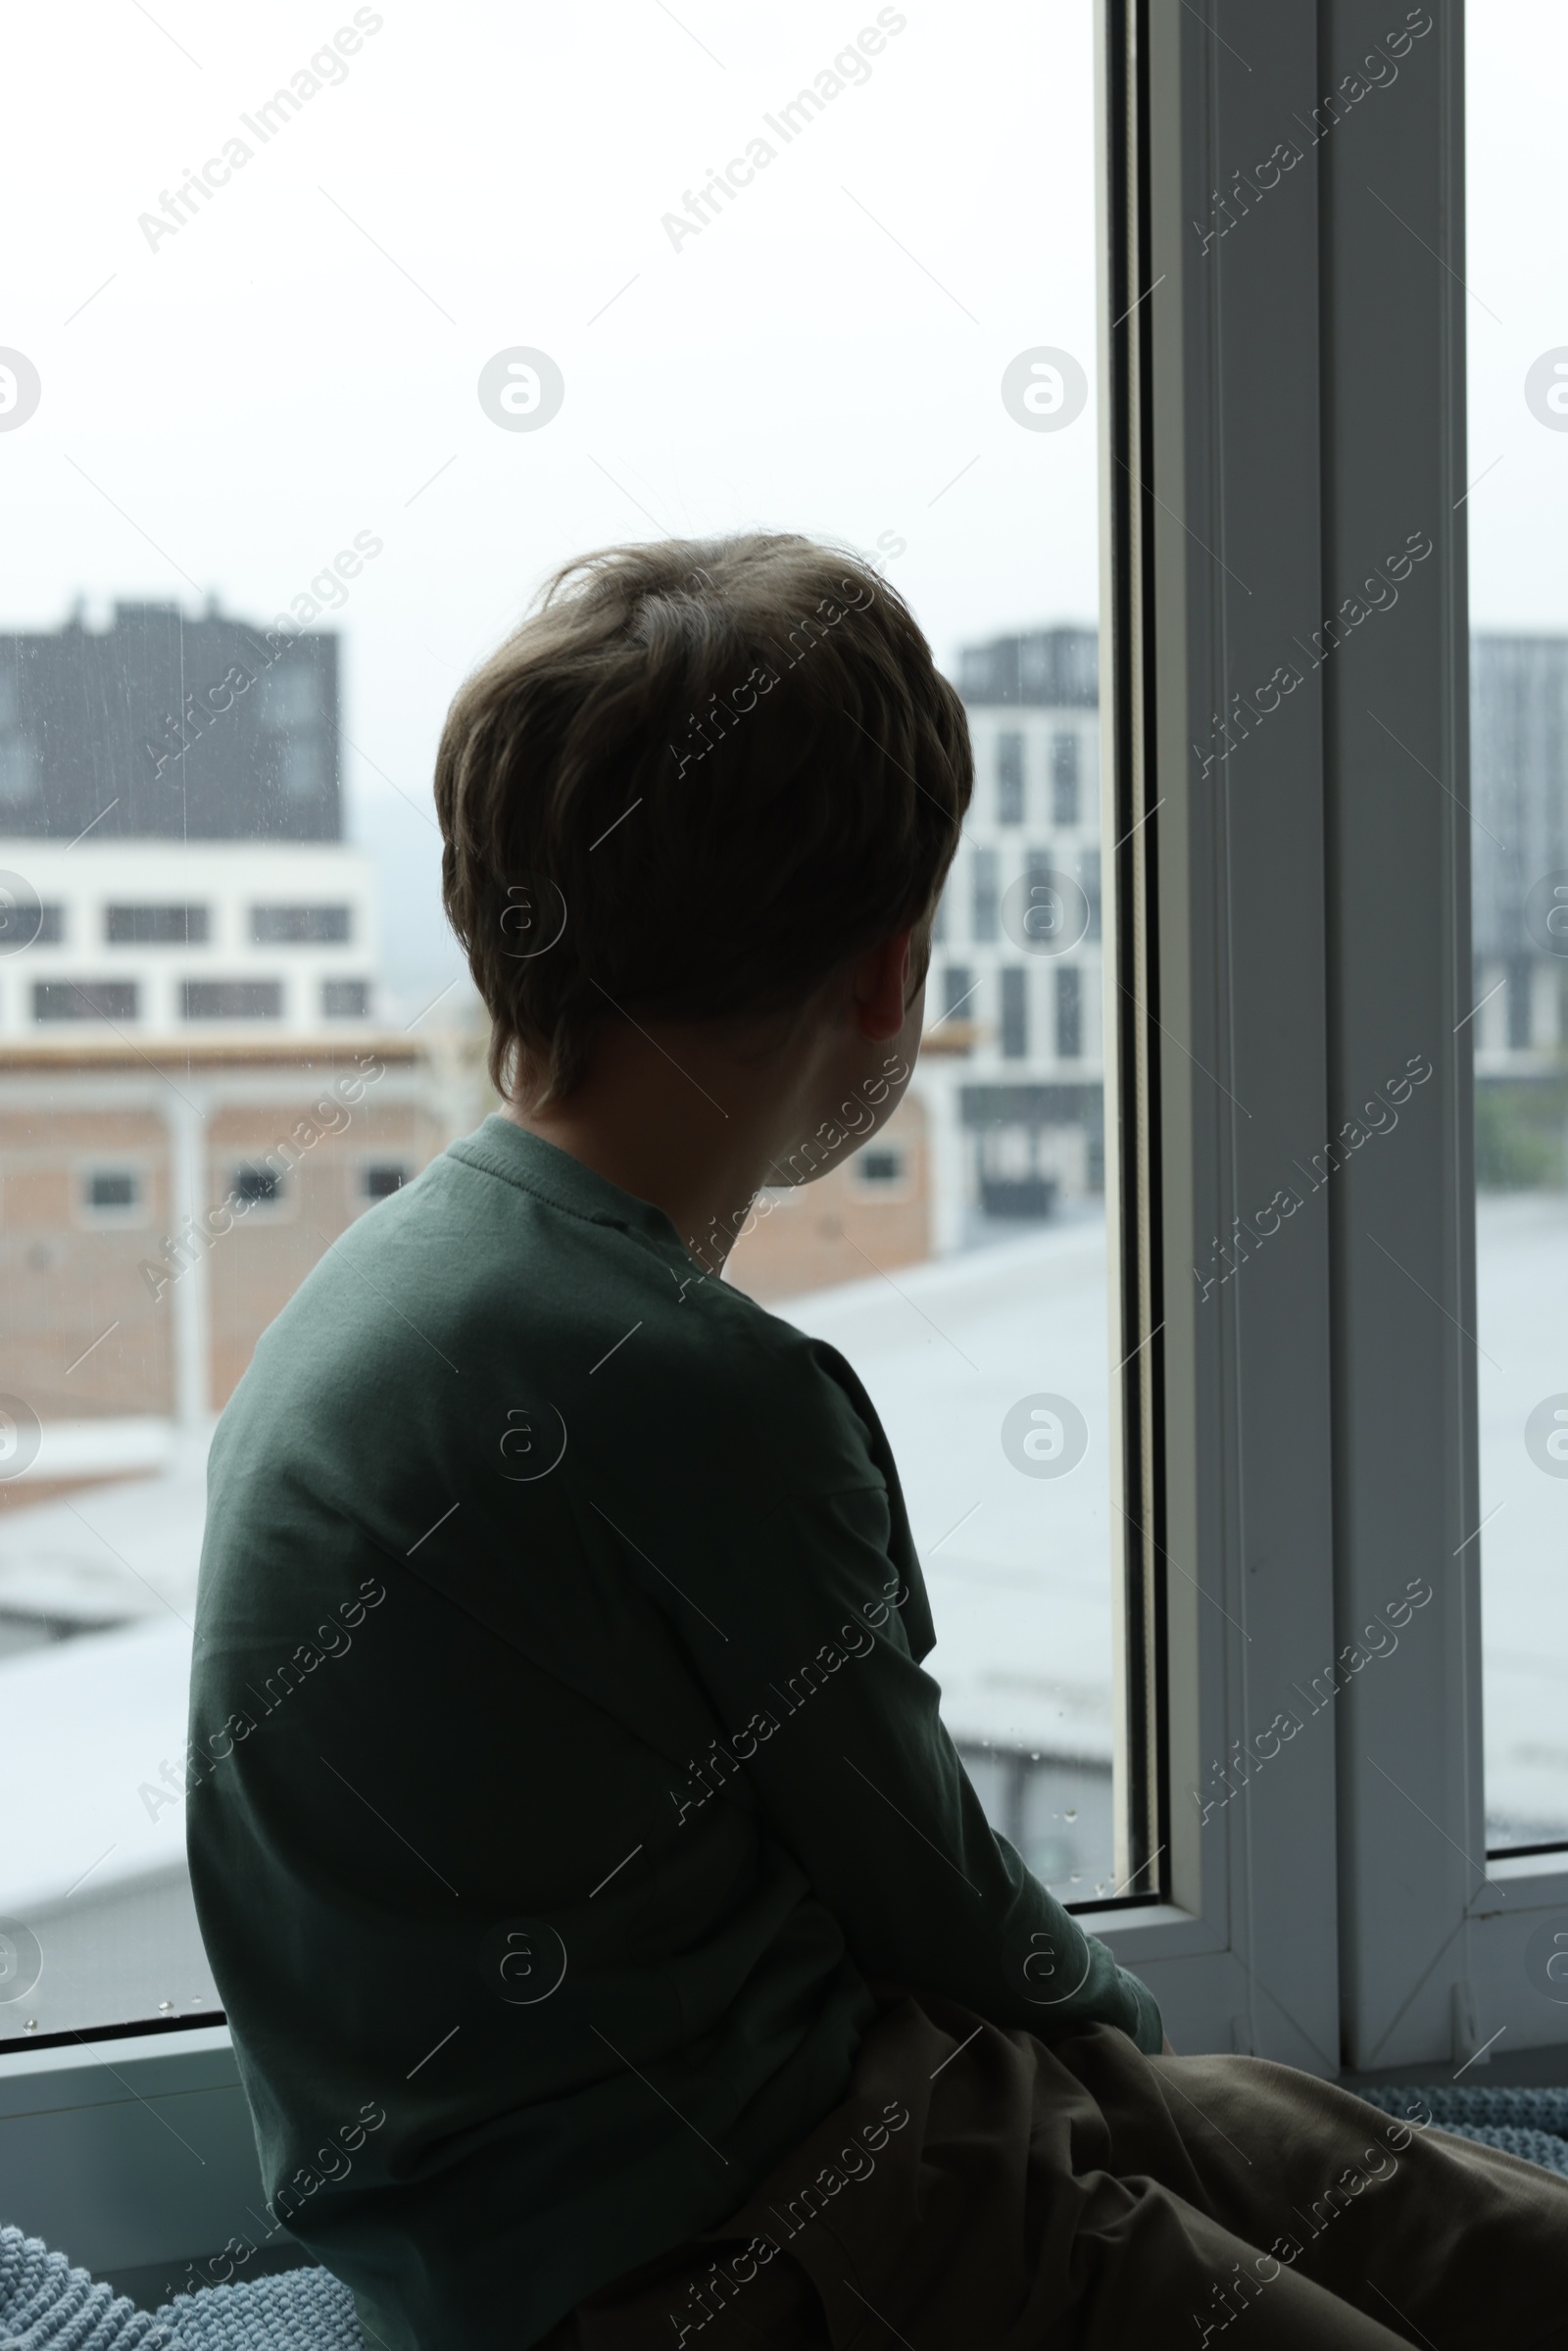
left=364, top=1164, right=409, bottom=1200
left=943, top=964, right=975, bottom=1021
left=1506, top=954, right=1534, bottom=1049
left=106, top=903, right=210, bottom=945
left=1051, top=730, right=1080, bottom=825
left=1001, top=966, right=1028, bottom=1059
left=34, top=980, right=138, bottom=1022
left=322, top=979, right=370, bottom=1018
left=1081, top=849, right=1102, bottom=941
left=1055, top=965, right=1083, bottom=1058
left=972, top=848, right=1000, bottom=943
left=36, top=905, right=65, bottom=944
left=232, top=1166, right=283, bottom=1206
left=86, top=1169, right=139, bottom=1211
left=181, top=980, right=283, bottom=1020
left=857, top=1148, right=905, bottom=1187
left=997, top=732, right=1025, bottom=824
left=252, top=905, right=352, bottom=944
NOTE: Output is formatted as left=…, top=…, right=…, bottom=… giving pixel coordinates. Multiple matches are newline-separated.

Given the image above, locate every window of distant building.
left=997, top=732, right=1025, bottom=824
left=33, top=981, right=138, bottom=1022
left=36, top=906, right=65, bottom=945
left=850, top=1145, right=909, bottom=1197
left=322, top=979, right=370, bottom=1018
left=0, top=662, right=35, bottom=810
left=971, top=847, right=1000, bottom=943
left=79, top=1166, right=144, bottom=1223
left=106, top=904, right=210, bottom=945
left=252, top=906, right=353, bottom=945
left=1001, top=965, right=1028, bottom=1059
left=931, top=885, right=948, bottom=945
left=942, top=964, right=975, bottom=1025
left=1055, top=964, right=1083, bottom=1058
left=364, top=1164, right=409, bottom=1201
left=231, top=1165, right=286, bottom=1208
left=1051, top=730, right=1080, bottom=826
left=181, top=980, right=283, bottom=1020
left=1506, top=954, right=1534, bottom=1050
left=1080, top=849, right=1102, bottom=941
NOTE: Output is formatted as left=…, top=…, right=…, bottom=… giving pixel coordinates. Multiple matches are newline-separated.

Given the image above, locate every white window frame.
left=5, top=0, right=1546, bottom=2286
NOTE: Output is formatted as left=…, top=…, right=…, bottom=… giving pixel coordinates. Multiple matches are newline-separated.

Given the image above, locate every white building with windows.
left=913, top=626, right=1104, bottom=1251
left=0, top=838, right=378, bottom=1039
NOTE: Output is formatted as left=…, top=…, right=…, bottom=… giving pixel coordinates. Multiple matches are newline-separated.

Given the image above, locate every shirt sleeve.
left=662, top=1449, right=1163, bottom=2057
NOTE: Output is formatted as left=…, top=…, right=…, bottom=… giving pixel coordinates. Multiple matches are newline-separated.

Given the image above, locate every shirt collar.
left=453, top=1113, right=692, bottom=1256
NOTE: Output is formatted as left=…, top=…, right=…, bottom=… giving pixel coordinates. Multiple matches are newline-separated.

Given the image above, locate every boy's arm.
left=663, top=1471, right=1163, bottom=2056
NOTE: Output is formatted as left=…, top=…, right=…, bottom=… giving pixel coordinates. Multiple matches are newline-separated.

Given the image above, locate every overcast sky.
left=5, top=0, right=1100, bottom=1013
left=1, top=1, right=1559, bottom=1013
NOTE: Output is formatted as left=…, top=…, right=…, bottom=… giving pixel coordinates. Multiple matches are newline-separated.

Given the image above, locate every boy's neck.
left=501, top=932, right=924, bottom=1273
left=502, top=1019, right=819, bottom=1276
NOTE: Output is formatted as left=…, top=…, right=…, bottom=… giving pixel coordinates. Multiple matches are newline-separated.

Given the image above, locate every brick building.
left=0, top=1033, right=448, bottom=1506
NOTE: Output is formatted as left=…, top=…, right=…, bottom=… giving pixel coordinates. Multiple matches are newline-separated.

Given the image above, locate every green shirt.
left=188, top=1115, right=1160, bottom=2350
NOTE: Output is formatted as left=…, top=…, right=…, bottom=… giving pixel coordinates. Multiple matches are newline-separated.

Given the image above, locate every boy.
left=189, top=535, right=1568, bottom=2349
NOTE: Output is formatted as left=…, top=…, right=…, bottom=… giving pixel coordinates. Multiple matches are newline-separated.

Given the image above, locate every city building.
left=0, top=601, right=455, bottom=1505
left=1469, top=634, right=1568, bottom=1185
left=728, top=623, right=1108, bottom=1298
left=909, top=624, right=1104, bottom=1252
left=1471, top=633, right=1568, bottom=1075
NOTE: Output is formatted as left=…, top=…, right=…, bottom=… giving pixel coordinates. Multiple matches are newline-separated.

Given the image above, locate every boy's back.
left=189, top=1112, right=1153, bottom=2350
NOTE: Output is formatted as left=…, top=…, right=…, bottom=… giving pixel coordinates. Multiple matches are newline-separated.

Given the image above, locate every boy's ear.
left=854, top=928, right=915, bottom=1042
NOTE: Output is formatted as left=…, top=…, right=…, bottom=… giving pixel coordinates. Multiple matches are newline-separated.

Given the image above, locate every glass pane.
left=0, top=0, right=1133, bottom=2043
left=1468, top=1, right=1568, bottom=1850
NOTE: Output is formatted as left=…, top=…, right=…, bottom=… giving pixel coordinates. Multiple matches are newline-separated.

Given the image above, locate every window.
left=105, top=905, right=210, bottom=945
left=364, top=1164, right=409, bottom=1200
left=321, top=979, right=370, bottom=1018
left=181, top=981, right=283, bottom=1021
left=1051, top=730, right=1079, bottom=825
left=997, top=732, right=1025, bottom=824
left=11, top=0, right=1491, bottom=2115
left=1054, top=966, right=1082, bottom=1060
left=1080, top=849, right=1101, bottom=943
left=33, top=981, right=137, bottom=1022
left=853, top=1147, right=905, bottom=1189
left=942, top=964, right=975, bottom=1024
left=971, top=847, right=1000, bottom=942
left=252, top=905, right=353, bottom=945
left=232, top=1166, right=285, bottom=1208
left=1504, top=954, right=1535, bottom=1052
left=1470, top=2, right=1568, bottom=1879
left=1001, top=966, right=1028, bottom=1059
left=80, top=1168, right=142, bottom=1220
left=36, top=905, right=64, bottom=944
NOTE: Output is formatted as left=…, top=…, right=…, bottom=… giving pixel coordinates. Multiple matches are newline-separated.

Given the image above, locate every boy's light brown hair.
left=435, top=532, right=973, bottom=1103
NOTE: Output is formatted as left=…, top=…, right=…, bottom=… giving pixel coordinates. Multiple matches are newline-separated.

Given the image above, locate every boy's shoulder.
left=215, top=1118, right=886, bottom=1523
